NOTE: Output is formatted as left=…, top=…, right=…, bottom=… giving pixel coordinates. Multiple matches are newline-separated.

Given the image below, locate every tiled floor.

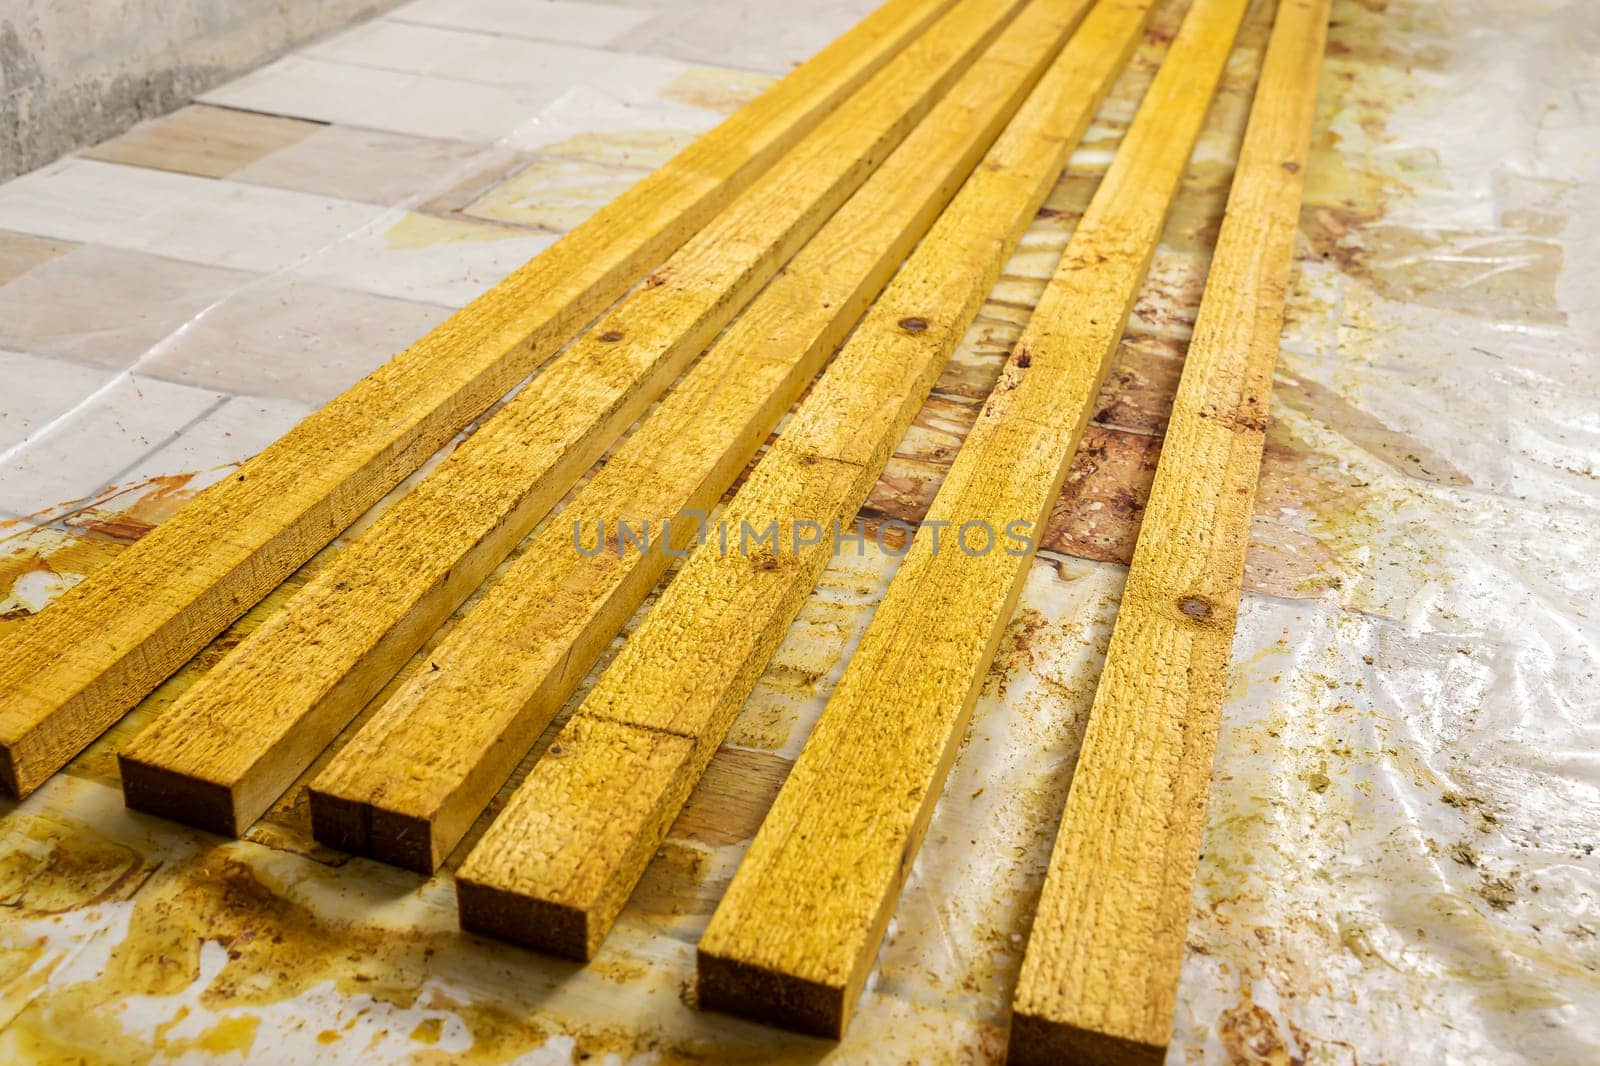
left=0, top=158, right=388, bottom=271
left=0, top=0, right=788, bottom=518
left=0, top=230, right=75, bottom=286
left=0, top=245, right=253, bottom=370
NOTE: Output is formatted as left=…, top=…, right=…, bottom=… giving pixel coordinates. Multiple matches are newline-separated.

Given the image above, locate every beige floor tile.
left=0, top=245, right=252, bottom=370
left=233, top=124, right=502, bottom=207
left=0, top=349, right=110, bottom=453
left=0, top=230, right=76, bottom=287
left=82, top=104, right=323, bottom=178
left=115, top=394, right=313, bottom=492
left=142, top=278, right=451, bottom=405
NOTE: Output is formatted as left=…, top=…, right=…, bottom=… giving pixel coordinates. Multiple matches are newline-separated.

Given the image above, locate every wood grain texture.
left=115, top=0, right=1030, bottom=836
left=695, top=0, right=1249, bottom=1038
left=305, top=0, right=1093, bottom=874
left=1009, top=2, right=1331, bottom=1061
left=0, top=0, right=959, bottom=799
left=452, top=0, right=1149, bottom=964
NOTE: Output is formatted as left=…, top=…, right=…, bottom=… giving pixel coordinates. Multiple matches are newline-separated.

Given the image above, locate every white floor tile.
left=0, top=158, right=196, bottom=245
left=0, top=159, right=384, bottom=274
left=0, top=350, right=111, bottom=453
left=116, top=394, right=312, bottom=492
left=304, top=21, right=686, bottom=95
left=389, top=0, right=654, bottom=48
left=201, top=55, right=556, bottom=143
left=503, top=85, right=718, bottom=154
left=612, top=0, right=881, bottom=74
left=0, top=373, right=224, bottom=517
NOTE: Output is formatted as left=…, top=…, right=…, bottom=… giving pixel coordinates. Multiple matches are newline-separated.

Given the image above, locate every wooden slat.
left=115, top=0, right=1029, bottom=836
left=0, top=0, right=960, bottom=799
left=1009, top=2, right=1331, bottom=1062
left=305, top=0, right=1095, bottom=874
left=695, top=0, right=1249, bottom=1038
left=452, top=0, right=1152, bottom=965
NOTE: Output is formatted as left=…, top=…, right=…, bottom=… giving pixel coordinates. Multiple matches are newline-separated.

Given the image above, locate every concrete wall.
left=0, top=0, right=399, bottom=179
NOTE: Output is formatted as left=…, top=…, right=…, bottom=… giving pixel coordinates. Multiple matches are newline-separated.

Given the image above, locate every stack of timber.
left=0, top=0, right=1334, bottom=1056
left=449, top=0, right=1149, bottom=962
left=306, top=0, right=1098, bottom=876
left=116, top=0, right=1031, bottom=836
left=0, top=0, right=967, bottom=797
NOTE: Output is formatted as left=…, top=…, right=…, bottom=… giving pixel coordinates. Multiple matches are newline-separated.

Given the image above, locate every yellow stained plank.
left=1009, top=2, right=1331, bottom=1062
left=452, top=0, right=1154, bottom=964
left=115, top=0, right=1029, bottom=836
left=0, top=0, right=960, bottom=799
left=695, top=0, right=1249, bottom=1038
left=306, top=0, right=1094, bottom=874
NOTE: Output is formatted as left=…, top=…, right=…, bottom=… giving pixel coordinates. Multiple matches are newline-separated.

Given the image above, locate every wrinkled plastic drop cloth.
left=0, top=0, right=1595, bottom=1062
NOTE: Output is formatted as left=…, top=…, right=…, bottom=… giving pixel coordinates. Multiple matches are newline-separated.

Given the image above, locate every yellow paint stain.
left=69, top=472, right=203, bottom=540
left=463, top=159, right=644, bottom=233
left=660, top=66, right=776, bottom=115
left=0, top=531, right=126, bottom=630
left=0, top=813, right=149, bottom=914
left=195, top=1015, right=260, bottom=1056
left=0, top=845, right=718, bottom=1064
left=540, top=129, right=698, bottom=170
left=383, top=213, right=529, bottom=251
left=0, top=472, right=210, bottom=629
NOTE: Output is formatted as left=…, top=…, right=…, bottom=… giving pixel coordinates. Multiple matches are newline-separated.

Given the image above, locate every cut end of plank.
left=452, top=716, right=698, bottom=960
left=3, top=692, right=96, bottom=799
left=0, top=743, right=20, bottom=799
left=1006, top=1009, right=1166, bottom=1066
left=457, top=873, right=600, bottom=961
left=308, top=786, right=442, bottom=875
left=119, top=752, right=245, bottom=837
left=696, top=946, right=850, bottom=1040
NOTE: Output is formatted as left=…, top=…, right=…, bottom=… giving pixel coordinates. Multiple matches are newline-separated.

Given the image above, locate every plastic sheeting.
left=0, top=0, right=1595, bottom=1061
